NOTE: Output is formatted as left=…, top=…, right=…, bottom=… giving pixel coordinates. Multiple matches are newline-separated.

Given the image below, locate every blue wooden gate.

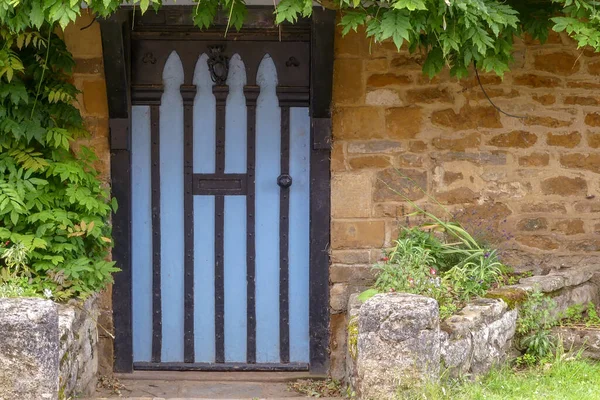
left=129, top=41, right=311, bottom=369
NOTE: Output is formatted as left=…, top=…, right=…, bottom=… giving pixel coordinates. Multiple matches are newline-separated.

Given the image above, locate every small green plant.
left=0, top=278, right=39, bottom=298
left=586, top=302, right=600, bottom=326
left=559, top=302, right=600, bottom=328
left=561, top=303, right=585, bottom=324
left=516, top=290, right=557, bottom=364
left=515, top=352, right=537, bottom=368
left=359, top=207, right=507, bottom=320
left=520, top=329, right=556, bottom=361
left=0, top=240, right=29, bottom=278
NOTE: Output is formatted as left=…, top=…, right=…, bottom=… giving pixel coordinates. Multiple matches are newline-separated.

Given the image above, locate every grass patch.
left=409, top=359, right=600, bottom=400
left=288, top=378, right=344, bottom=398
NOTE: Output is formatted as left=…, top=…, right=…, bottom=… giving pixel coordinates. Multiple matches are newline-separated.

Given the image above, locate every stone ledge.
left=514, top=265, right=600, bottom=294
left=442, top=298, right=508, bottom=338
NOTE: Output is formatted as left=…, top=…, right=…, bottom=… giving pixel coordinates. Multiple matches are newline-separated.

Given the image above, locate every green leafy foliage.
left=0, top=1, right=599, bottom=79
left=0, top=27, right=117, bottom=300
left=360, top=217, right=506, bottom=320
left=552, top=0, right=600, bottom=50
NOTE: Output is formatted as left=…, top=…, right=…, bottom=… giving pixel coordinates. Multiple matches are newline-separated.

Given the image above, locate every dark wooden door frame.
left=99, top=7, right=334, bottom=374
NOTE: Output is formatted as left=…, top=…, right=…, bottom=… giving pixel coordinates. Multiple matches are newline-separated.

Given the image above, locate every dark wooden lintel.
left=132, top=85, right=309, bottom=106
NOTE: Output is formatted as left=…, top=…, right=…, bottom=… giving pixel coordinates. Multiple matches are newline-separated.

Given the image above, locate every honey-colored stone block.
left=516, top=235, right=560, bottom=250
left=349, top=155, right=391, bottom=169
left=513, top=74, right=561, bottom=88
left=534, top=52, right=581, bottom=75
left=551, top=219, right=585, bottom=235
left=547, top=132, right=581, bottom=148
left=82, top=80, right=109, bottom=116
left=560, top=153, right=600, bottom=174
left=332, top=172, right=372, bottom=218
left=432, top=133, right=480, bottom=151
left=524, top=116, right=572, bottom=128
left=519, top=153, right=549, bottom=167
left=385, top=106, right=423, bottom=139
left=373, top=168, right=427, bottom=202
left=488, top=131, right=537, bottom=148
left=585, top=113, right=600, bottom=127
left=541, top=176, right=588, bottom=196
left=331, top=220, right=385, bottom=249
left=333, top=59, right=364, bottom=105
left=333, top=107, right=386, bottom=140
left=431, top=106, right=501, bottom=130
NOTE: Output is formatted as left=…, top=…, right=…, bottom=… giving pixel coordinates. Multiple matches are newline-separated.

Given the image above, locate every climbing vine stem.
left=30, top=26, right=52, bottom=118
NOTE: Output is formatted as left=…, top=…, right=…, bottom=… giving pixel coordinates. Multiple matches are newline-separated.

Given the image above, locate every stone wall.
left=346, top=293, right=516, bottom=399
left=0, top=297, right=99, bottom=400
left=62, top=12, right=113, bottom=375
left=345, top=267, right=600, bottom=397
left=0, top=298, right=59, bottom=400
left=58, top=296, right=100, bottom=397
left=330, top=28, right=600, bottom=376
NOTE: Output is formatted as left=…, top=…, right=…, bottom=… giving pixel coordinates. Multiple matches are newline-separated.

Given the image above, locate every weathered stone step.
left=87, top=375, right=342, bottom=399
left=90, top=397, right=339, bottom=399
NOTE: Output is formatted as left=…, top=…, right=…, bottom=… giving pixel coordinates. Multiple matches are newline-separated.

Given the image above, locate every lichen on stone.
left=348, top=316, right=359, bottom=360
left=486, top=287, right=529, bottom=309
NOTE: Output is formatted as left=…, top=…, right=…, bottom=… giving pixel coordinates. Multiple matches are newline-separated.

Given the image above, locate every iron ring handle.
left=277, top=174, right=293, bottom=189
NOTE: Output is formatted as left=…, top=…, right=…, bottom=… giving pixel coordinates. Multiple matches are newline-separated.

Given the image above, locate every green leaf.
left=191, top=0, right=218, bottom=29
left=276, top=0, right=303, bottom=24
left=393, top=0, right=427, bottom=11
left=422, top=47, right=444, bottom=78
left=379, top=9, right=412, bottom=50
left=139, top=0, right=150, bottom=14
left=340, top=12, right=367, bottom=35
left=111, top=197, right=118, bottom=213
left=30, top=3, right=45, bottom=28
left=481, top=56, right=509, bottom=77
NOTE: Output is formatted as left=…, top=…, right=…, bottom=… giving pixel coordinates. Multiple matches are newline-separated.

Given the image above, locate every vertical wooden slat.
left=183, top=99, right=195, bottom=363
left=214, top=95, right=226, bottom=363
left=246, top=97, right=257, bottom=364
left=279, top=106, right=291, bottom=364
left=214, top=194, right=225, bottom=364
left=150, top=105, right=162, bottom=363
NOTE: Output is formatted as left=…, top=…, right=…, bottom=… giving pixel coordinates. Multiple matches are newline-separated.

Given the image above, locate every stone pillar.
left=0, top=298, right=59, bottom=400
left=354, top=293, right=440, bottom=400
